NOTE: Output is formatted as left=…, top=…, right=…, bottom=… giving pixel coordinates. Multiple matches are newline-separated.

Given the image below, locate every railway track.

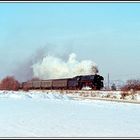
left=69, top=96, right=140, bottom=105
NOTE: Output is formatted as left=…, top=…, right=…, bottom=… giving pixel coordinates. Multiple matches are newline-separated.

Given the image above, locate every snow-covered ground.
left=0, top=90, right=140, bottom=137
left=67, top=90, right=140, bottom=102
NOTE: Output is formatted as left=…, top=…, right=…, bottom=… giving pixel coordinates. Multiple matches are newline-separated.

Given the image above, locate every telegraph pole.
left=107, top=73, right=110, bottom=90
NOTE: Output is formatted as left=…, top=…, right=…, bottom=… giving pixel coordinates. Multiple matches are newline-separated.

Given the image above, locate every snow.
left=69, top=90, right=140, bottom=102
left=0, top=90, right=140, bottom=137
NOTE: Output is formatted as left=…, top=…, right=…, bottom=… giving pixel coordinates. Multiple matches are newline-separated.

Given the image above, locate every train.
left=21, top=74, right=104, bottom=90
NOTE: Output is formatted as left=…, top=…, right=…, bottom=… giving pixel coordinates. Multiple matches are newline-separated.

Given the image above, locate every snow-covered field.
left=67, top=90, right=140, bottom=102
left=0, top=90, right=140, bottom=137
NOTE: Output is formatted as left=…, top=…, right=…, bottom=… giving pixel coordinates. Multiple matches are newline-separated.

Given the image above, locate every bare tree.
left=0, top=76, right=20, bottom=91
left=121, top=79, right=140, bottom=91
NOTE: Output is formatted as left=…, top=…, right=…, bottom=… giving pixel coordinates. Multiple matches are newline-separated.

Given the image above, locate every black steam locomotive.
left=22, top=74, right=104, bottom=90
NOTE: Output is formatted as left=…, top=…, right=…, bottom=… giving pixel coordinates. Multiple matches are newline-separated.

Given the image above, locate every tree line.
left=121, top=79, right=140, bottom=91
left=0, top=76, right=20, bottom=91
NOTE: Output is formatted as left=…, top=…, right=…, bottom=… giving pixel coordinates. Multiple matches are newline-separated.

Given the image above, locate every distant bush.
left=121, top=79, right=140, bottom=91
left=0, top=76, right=20, bottom=91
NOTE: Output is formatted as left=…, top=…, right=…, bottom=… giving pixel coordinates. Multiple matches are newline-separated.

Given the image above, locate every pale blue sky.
left=0, top=2, right=140, bottom=82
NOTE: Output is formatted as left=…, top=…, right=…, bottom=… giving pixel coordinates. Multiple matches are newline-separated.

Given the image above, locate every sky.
left=0, top=2, right=140, bottom=84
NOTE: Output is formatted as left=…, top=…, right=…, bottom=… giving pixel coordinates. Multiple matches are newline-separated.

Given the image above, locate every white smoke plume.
left=32, top=53, right=99, bottom=79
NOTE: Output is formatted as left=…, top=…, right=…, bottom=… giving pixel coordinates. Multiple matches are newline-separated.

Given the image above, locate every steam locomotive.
left=21, top=74, right=104, bottom=90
